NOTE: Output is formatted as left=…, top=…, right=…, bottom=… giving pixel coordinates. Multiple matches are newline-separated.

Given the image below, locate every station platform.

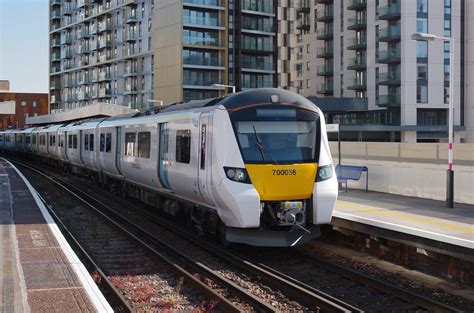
left=331, top=189, right=474, bottom=261
left=0, top=158, right=113, bottom=312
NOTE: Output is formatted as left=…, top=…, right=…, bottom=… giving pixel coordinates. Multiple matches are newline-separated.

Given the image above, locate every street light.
left=411, top=32, right=455, bottom=208
left=211, top=84, right=236, bottom=94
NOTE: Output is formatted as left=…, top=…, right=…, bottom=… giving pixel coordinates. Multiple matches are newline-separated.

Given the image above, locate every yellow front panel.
left=246, top=163, right=317, bottom=201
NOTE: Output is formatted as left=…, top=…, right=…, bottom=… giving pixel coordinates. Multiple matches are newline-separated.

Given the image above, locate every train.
left=0, top=88, right=338, bottom=247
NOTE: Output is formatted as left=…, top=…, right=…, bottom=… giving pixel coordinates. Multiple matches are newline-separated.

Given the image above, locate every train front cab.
left=211, top=90, right=338, bottom=247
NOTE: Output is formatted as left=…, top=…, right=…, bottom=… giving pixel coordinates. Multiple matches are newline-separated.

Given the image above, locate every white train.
left=0, top=88, right=338, bottom=247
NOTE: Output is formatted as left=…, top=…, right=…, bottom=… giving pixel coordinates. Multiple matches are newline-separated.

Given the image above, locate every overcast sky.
left=0, top=0, right=48, bottom=93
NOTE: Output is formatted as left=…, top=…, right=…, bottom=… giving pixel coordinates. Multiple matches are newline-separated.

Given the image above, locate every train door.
left=158, top=123, right=171, bottom=189
left=197, top=113, right=214, bottom=205
left=115, top=126, right=123, bottom=175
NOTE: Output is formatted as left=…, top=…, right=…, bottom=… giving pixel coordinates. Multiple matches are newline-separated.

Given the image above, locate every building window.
left=416, top=41, right=428, bottom=59
left=416, top=0, right=428, bottom=13
left=176, top=130, right=191, bottom=164
left=416, top=18, right=428, bottom=33
left=32, top=101, right=37, bottom=107
left=417, top=65, right=428, bottom=81
left=137, top=132, right=150, bottom=158
left=417, top=85, right=428, bottom=103
left=21, top=101, right=27, bottom=107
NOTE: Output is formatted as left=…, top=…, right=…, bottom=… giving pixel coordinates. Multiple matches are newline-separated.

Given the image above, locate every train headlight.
left=316, top=164, right=333, bottom=182
left=224, top=167, right=251, bottom=184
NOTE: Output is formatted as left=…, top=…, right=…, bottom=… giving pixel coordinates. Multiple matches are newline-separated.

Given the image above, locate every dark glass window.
left=73, top=135, right=78, bottom=149
left=125, top=132, right=136, bottom=156
left=416, top=41, right=428, bottom=58
left=68, top=135, right=72, bottom=148
left=106, top=133, right=112, bottom=153
left=100, top=133, right=105, bottom=152
left=137, top=132, right=150, bottom=158
left=176, top=130, right=191, bottom=164
left=89, top=134, right=94, bottom=151
left=416, top=0, right=428, bottom=13
left=84, top=134, right=89, bottom=150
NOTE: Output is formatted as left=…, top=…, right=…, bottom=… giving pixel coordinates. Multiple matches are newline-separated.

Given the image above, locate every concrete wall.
left=330, top=142, right=474, bottom=204
left=465, top=0, right=474, bottom=143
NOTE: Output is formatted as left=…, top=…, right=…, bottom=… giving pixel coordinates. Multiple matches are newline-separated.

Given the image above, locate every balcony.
left=98, top=39, right=112, bottom=49
left=316, top=46, right=333, bottom=58
left=317, top=64, right=333, bottom=76
left=316, top=28, right=333, bottom=40
left=61, top=3, right=73, bottom=16
left=184, top=57, right=224, bottom=68
left=51, top=0, right=61, bottom=5
left=184, top=0, right=224, bottom=7
left=60, top=35, right=73, bottom=45
left=347, top=16, right=367, bottom=30
left=347, top=57, right=366, bottom=70
left=316, top=0, right=333, bottom=3
left=77, top=0, right=86, bottom=8
left=183, top=16, right=221, bottom=28
left=377, top=48, right=400, bottom=63
left=184, top=76, right=222, bottom=87
left=124, top=66, right=138, bottom=76
left=183, top=35, right=223, bottom=47
left=241, top=19, right=274, bottom=33
left=242, top=79, right=273, bottom=89
left=378, top=26, right=400, bottom=42
left=348, top=78, right=367, bottom=90
left=98, top=72, right=112, bottom=81
left=377, top=94, right=400, bottom=107
left=80, top=29, right=91, bottom=39
left=126, top=12, right=138, bottom=23
left=98, top=88, right=112, bottom=97
left=241, top=60, right=273, bottom=71
left=51, top=10, right=61, bottom=19
left=348, top=0, right=366, bottom=10
left=63, top=78, right=72, bottom=87
left=348, top=36, right=366, bottom=50
left=241, top=0, right=274, bottom=14
left=296, top=0, right=310, bottom=14
left=51, top=52, right=61, bottom=62
left=316, top=9, right=333, bottom=22
left=296, top=18, right=310, bottom=31
left=317, top=81, right=333, bottom=95
left=51, top=38, right=61, bottom=47
left=377, top=71, right=400, bottom=85
left=78, top=75, right=90, bottom=85
left=378, top=3, right=401, bottom=20
left=124, top=85, right=138, bottom=94
left=241, top=39, right=273, bottom=52
left=81, top=44, right=91, bottom=54
left=125, top=31, right=138, bottom=42
left=62, top=49, right=73, bottom=59
left=50, top=81, right=61, bottom=89
left=98, top=21, right=112, bottom=33
left=78, top=92, right=90, bottom=100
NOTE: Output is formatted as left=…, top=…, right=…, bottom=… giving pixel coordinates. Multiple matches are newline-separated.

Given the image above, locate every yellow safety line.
left=336, top=201, right=474, bottom=234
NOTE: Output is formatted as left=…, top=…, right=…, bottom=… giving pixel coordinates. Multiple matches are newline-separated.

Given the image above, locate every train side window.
left=176, top=129, right=191, bottom=164
left=73, top=135, right=78, bottom=149
left=32, top=135, right=36, bottom=145
left=125, top=132, right=136, bottom=156
left=40, top=135, right=45, bottom=146
left=90, top=134, right=94, bottom=151
left=84, top=134, right=89, bottom=151
left=26, top=135, right=30, bottom=144
left=68, top=135, right=72, bottom=148
left=106, top=133, right=112, bottom=153
left=100, top=133, right=105, bottom=152
left=137, top=132, right=150, bottom=158
left=59, top=135, right=64, bottom=147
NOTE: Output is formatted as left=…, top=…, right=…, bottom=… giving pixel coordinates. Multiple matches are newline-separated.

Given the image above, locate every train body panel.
left=1, top=88, right=338, bottom=247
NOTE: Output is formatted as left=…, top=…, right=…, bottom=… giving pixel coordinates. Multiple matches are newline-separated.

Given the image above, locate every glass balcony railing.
left=125, top=31, right=138, bottom=41
left=242, top=78, right=273, bottom=89
left=61, top=35, right=73, bottom=44
left=377, top=94, right=401, bottom=107
left=296, top=0, right=310, bottom=13
left=183, top=35, right=222, bottom=47
left=61, top=3, right=73, bottom=15
left=51, top=53, right=61, bottom=61
left=51, top=38, right=61, bottom=47
left=378, top=48, right=401, bottom=63
left=124, top=66, right=138, bottom=76
left=98, top=72, right=112, bottom=81
left=377, top=71, right=401, bottom=85
left=348, top=16, right=367, bottom=30
left=348, top=78, right=367, bottom=90
left=347, top=57, right=366, bottom=70
left=316, top=9, right=334, bottom=22
left=241, top=19, right=274, bottom=32
left=317, top=28, right=333, bottom=40
left=51, top=10, right=61, bottom=19
left=378, top=3, right=401, bottom=20
left=296, top=18, right=310, bottom=30
left=378, top=26, right=401, bottom=42
left=183, top=57, right=224, bottom=67
left=183, top=16, right=220, bottom=27
left=126, top=11, right=138, bottom=23
left=241, top=0, right=274, bottom=14
left=241, top=39, right=273, bottom=52
left=348, top=36, right=367, bottom=50
left=241, top=60, right=273, bottom=71
left=98, top=21, right=112, bottom=32
left=183, top=76, right=222, bottom=87
left=98, top=88, right=112, bottom=97
left=348, top=0, right=366, bottom=10
left=317, top=64, right=333, bottom=76
left=317, top=81, right=333, bottom=94
left=316, top=46, right=333, bottom=58
left=184, top=0, right=224, bottom=7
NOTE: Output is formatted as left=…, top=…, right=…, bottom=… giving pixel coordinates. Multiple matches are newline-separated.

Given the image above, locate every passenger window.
left=59, top=135, right=64, bottom=147
left=137, top=132, right=150, bottom=158
left=84, top=134, right=89, bottom=151
left=100, top=133, right=105, bottom=152
left=90, top=134, right=94, bottom=151
left=73, top=135, right=78, bottom=149
left=106, top=133, right=112, bottom=153
left=176, top=129, right=191, bottom=164
left=125, top=132, right=136, bottom=156
left=68, top=135, right=73, bottom=148
left=32, top=135, right=36, bottom=145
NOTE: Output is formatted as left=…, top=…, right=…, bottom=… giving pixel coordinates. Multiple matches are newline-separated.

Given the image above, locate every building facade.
left=0, top=92, right=49, bottom=129
left=289, top=0, right=468, bottom=143
left=49, top=0, right=279, bottom=110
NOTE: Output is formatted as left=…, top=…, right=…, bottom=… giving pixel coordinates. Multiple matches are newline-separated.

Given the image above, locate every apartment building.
left=290, top=0, right=469, bottom=142
left=49, top=0, right=279, bottom=110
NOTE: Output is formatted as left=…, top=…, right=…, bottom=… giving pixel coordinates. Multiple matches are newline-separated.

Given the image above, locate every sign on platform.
left=326, top=123, right=339, bottom=133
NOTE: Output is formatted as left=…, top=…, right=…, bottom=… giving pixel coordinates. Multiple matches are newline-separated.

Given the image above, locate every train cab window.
left=68, top=135, right=73, bottom=148
left=137, top=132, right=150, bottom=158
left=176, top=130, right=191, bottom=164
left=125, top=132, right=136, bottom=156
left=89, top=134, right=94, bottom=151
left=106, top=133, right=112, bottom=153
left=84, top=134, right=89, bottom=150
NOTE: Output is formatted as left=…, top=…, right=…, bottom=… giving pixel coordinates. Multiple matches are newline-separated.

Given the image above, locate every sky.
left=0, top=0, right=48, bottom=93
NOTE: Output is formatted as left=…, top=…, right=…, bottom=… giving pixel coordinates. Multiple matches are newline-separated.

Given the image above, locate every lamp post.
left=411, top=32, right=455, bottom=208
left=211, top=83, right=236, bottom=94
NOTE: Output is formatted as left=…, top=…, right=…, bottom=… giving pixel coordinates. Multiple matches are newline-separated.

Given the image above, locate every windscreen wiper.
left=253, top=125, right=266, bottom=161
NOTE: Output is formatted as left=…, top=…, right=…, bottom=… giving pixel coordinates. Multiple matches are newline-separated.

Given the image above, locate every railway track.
left=12, top=158, right=354, bottom=312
